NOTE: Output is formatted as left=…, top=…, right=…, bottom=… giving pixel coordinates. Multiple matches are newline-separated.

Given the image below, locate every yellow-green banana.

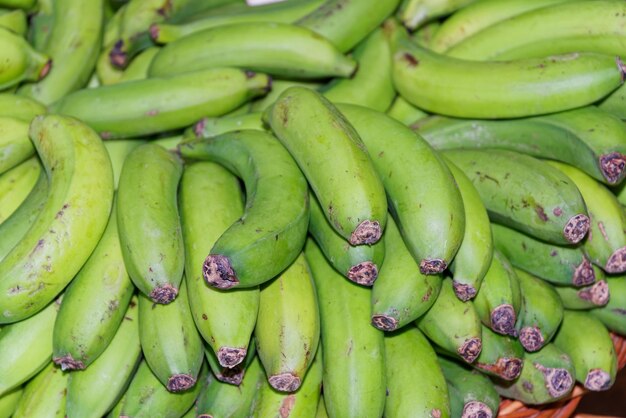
left=0, top=93, right=46, bottom=121
left=554, top=280, right=610, bottom=310
left=250, top=80, right=321, bottom=113
left=12, top=362, right=67, bottom=418
left=103, top=139, right=146, bottom=188
left=179, top=130, right=309, bottom=289
left=386, top=95, right=429, bottom=126
left=471, top=325, right=524, bottom=381
left=0, top=8, right=26, bottom=35
left=118, top=46, right=159, bottom=82
left=0, top=387, right=22, bottom=418
left=589, top=276, right=626, bottom=335
left=0, top=157, right=40, bottom=223
left=190, top=112, right=266, bottom=141
left=27, top=0, right=53, bottom=51
left=0, top=115, right=114, bottom=323
left=0, top=116, right=33, bottom=176
left=0, top=26, right=51, bottom=91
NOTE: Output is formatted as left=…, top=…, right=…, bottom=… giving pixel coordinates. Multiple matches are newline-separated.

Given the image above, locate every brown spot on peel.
left=458, top=338, right=482, bottom=363
left=269, top=373, right=301, bottom=392
left=462, top=401, right=493, bottom=418
left=477, top=357, right=523, bottom=380
left=535, top=363, right=574, bottom=397
left=53, top=354, right=85, bottom=371
left=215, top=364, right=244, bottom=385
left=453, top=281, right=477, bottom=301
left=167, top=374, right=196, bottom=392
left=347, top=261, right=378, bottom=286
left=371, top=314, right=398, bottom=331
left=519, top=326, right=545, bottom=352
left=585, top=368, right=613, bottom=391
left=109, top=39, right=127, bottom=68
left=491, top=304, right=517, bottom=336
left=419, top=258, right=447, bottom=275
left=349, top=220, right=381, bottom=245
left=203, top=255, right=239, bottom=289
left=403, top=52, right=419, bottom=67
left=600, top=152, right=626, bottom=184
left=563, top=214, right=590, bottom=244
left=217, top=346, right=246, bottom=368
left=617, top=56, right=626, bottom=83
left=279, top=394, right=296, bottom=417
left=578, top=280, right=609, bottom=306
left=605, top=246, right=626, bottom=273
left=573, top=258, right=596, bottom=286
left=149, top=23, right=160, bottom=41
left=39, top=59, right=52, bottom=80
left=149, top=283, right=178, bottom=304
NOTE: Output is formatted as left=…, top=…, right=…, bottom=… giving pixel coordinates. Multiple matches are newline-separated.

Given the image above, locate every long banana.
left=371, top=216, right=442, bottom=331
left=443, top=149, right=589, bottom=245
left=589, top=276, right=626, bottom=335
left=554, top=280, right=610, bottom=310
left=0, top=93, right=46, bottom=121
left=12, top=362, right=68, bottom=418
left=0, top=26, right=51, bottom=90
left=337, top=103, right=464, bottom=273
left=514, top=268, right=564, bottom=352
left=304, top=238, right=386, bottom=418
left=65, top=297, right=141, bottom=418
left=179, top=130, right=309, bottom=289
left=387, top=19, right=626, bottom=119
left=51, top=67, right=270, bottom=139
left=0, top=116, right=33, bottom=176
left=0, top=115, right=114, bottom=323
left=471, top=325, right=524, bottom=381
left=0, top=387, right=22, bottom=418
left=0, top=157, right=40, bottom=223
left=149, top=22, right=356, bottom=79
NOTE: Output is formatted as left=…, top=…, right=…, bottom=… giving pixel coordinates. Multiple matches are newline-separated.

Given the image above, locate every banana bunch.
left=2, top=0, right=626, bottom=417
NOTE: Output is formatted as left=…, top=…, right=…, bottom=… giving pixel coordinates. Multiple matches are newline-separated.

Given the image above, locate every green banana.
left=17, top=0, right=103, bottom=105
left=0, top=116, right=33, bottom=176
left=553, top=310, right=618, bottom=391
left=316, top=396, right=328, bottom=418
left=190, top=112, right=266, bottom=140
left=471, top=325, right=524, bottom=381
left=0, top=298, right=58, bottom=396
left=204, top=337, right=257, bottom=385
left=514, top=268, right=564, bottom=352
left=438, top=355, right=500, bottom=418
left=304, top=238, right=386, bottom=418
left=103, top=139, right=146, bottom=188
left=398, top=0, right=475, bottom=29
left=443, top=149, right=589, bottom=245
left=108, top=360, right=206, bottom=418
left=445, top=158, right=493, bottom=301
left=337, top=103, right=464, bottom=273
left=473, top=250, right=521, bottom=337
left=255, top=253, right=320, bottom=392
left=151, top=135, right=182, bottom=152
left=180, top=161, right=259, bottom=368
left=416, top=106, right=626, bottom=186
left=589, top=276, right=626, bottom=335
left=554, top=280, right=610, bottom=310
left=138, top=279, right=204, bottom=391
left=386, top=19, right=626, bottom=119
left=296, top=0, right=401, bottom=53
left=0, top=115, right=114, bottom=323
left=195, top=355, right=264, bottom=418
left=250, top=80, right=321, bottom=113
left=65, top=296, right=141, bottom=418
left=547, top=161, right=626, bottom=273
left=52, top=201, right=134, bottom=370
left=0, top=157, right=41, bottom=223
left=265, top=88, right=387, bottom=246
left=152, top=0, right=325, bottom=43
left=117, top=143, right=184, bottom=303
left=0, top=8, right=26, bottom=35
left=321, top=28, right=395, bottom=113
left=445, top=0, right=626, bottom=60
left=309, top=191, right=384, bottom=286
left=386, top=95, right=429, bottom=126
left=384, top=326, right=451, bottom=418
left=118, top=46, right=160, bottom=82
left=429, top=0, right=575, bottom=53
left=0, top=26, right=51, bottom=90
left=0, top=387, right=22, bottom=418
left=27, top=0, right=54, bottom=51
left=416, top=278, right=483, bottom=364
left=250, top=346, right=323, bottom=418
left=411, top=20, right=441, bottom=48
left=179, top=130, right=309, bottom=290
left=12, top=362, right=68, bottom=418
left=492, top=223, right=596, bottom=287
left=96, top=45, right=124, bottom=85
left=51, top=67, right=270, bottom=139
left=371, top=216, right=442, bottom=331
left=0, top=93, right=46, bottom=121
left=493, top=343, right=576, bottom=405
left=149, top=22, right=355, bottom=79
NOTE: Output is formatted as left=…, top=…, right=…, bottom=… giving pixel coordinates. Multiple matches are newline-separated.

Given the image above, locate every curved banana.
left=12, top=362, right=68, bottom=418
left=27, top=0, right=54, bottom=51
left=337, top=103, right=464, bottom=273
left=0, top=8, right=26, bottom=35
left=0, top=115, right=114, bottom=324
left=0, top=157, right=40, bottom=223
left=118, top=46, right=160, bottom=82
left=0, top=93, right=46, bottom=121
left=250, top=80, right=321, bottom=113
left=386, top=95, right=429, bottom=126
left=0, top=116, right=33, bottom=176
left=190, top=112, right=266, bottom=141
left=0, top=26, right=51, bottom=91
left=179, top=130, right=309, bottom=289
left=387, top=19, right=626, bottom=119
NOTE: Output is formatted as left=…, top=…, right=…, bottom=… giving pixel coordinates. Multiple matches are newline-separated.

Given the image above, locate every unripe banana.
left=322, top=28, right=395, bottom=113
left=0, top=8, right=26, bottom=35
left=411, top=20, right=441, bottom=48
left=0, top=298, right=58, bottom=396
left=0, top=26, right=51, bottom=91
left=190, top=112, right=266, bottom=141
left=52, top=200, right=134, bottom=370
left=0, top=157, right=40, bottom=223
left=371, top=216, right=442, bottom=331
left=65, top=297, right=141, bottom=418
left=265, top=88, right=387, bottom=246
left=589, top=276, right=626, bottom=335
left=149, top=22, right=356, bottom=79
left=547, top=161, right=626, bottom=273
left=386, top=95, right=429, bottom=126
left=416, top=278, right=483, bottom=364
left=304, top=238, right=386, bottom=418
left=386, top=19, right=626, bottom=119
left=309, top=191, right=384, bottom=286
left=118, top=46, right=160, bottom=82
left=12, top=362, right=68, bottom=418
left=337, top=103, right=464, bottom=274
left=117, top=143, right=184, bottom=303
left=444, top=158, right=493, bottom=301
left=296, top=0, right=401, bottom=53
left=514, top=268, right=564, bottom=352
left=398, top=0, right=475, bottom=30
left=443, top=149, right=589, bottom=245
left=204, top=337, right=257, bottom=385
left=493, top=343, right=576, bottom=405
left=17, top=0, right=103, bottom=105
left=51, top=67, right=270, bottom=139
left=473, top=250, right=521, bottom=337
left=0, top=115, right=114, bottom=323
left=554, top=280, right=610, bottom=310
left=0, top=387, right=22, bottom=418
left=179, top=130, right=309, bottom=289
left=27, top=0, right=54, bottom=51
left=472, top=325, right=524, bottom=381
left=102, top=139, right=146, bottom=189
left=553, top=310, right=618, bottom=391
left=0, top=93, right=46, bottom=121
left=0, top=116, right=33, bottom=176
left=139, top=279, right=204, bottom=392
left=384, top=326, right=451, bottom=418
left=250, top=80, right=321, bottom=113
left=316, top=396, right=329, bottom=418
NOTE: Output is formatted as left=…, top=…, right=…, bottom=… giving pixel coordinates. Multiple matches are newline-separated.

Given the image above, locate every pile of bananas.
left=1, top=0, right=626, bottom=417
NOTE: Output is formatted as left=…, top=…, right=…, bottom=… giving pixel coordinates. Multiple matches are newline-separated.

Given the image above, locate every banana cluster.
left=1, top=0, right=626, bottom=417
